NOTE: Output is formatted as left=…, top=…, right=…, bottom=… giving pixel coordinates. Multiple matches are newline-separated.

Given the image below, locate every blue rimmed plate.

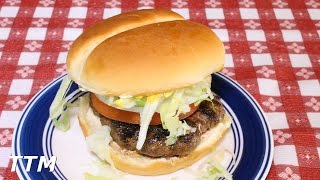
left=12, top=73, right=273, bottom=180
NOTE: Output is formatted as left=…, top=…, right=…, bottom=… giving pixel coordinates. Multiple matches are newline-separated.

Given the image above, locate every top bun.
left=67, top=9, right=224, bottom=96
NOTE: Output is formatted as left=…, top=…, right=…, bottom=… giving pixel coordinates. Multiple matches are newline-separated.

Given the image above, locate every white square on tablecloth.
left=274, top=145, right=298, bottom=166
left=103, top=8, right=121, bottom=19
left=69, top=7, right=88, bottom=19
left=9, top=79, right=33, bottom=95
left=307, top=113, right=320, bottom=128
left=245, top=30, right=266, bottom=41
left=257, top=78, right=280, bottom=96
left=289, top=54, right=312, bottom=67
left=274, top=9, right=294, bottom=19
left=63, top=28, right=83, bottom=41
left=225, top=54, right=233, bottom=67
left=171, top=8, right=189, bottom=19
left=57, top=52, right=68, bottom=64
left=18, top=52, right=40, bottom=65
left=0, top=6, right=19, bottom=17
left=239, top=8, right=259, bottom=19
left=26, top=28, right=47, bottom=40
left=205, top=8, right=224, bottom=19
left=0, top=28, right=10, bottom=40
left=212, top=29, right=229, bottom=42
left=317, top=30, right=320, bottom=37
left=317, top=147, right=320, bottom=160
left=266, top=112, right=289, bottom=129
left=308, top=9, right=320, bottom=20
left=251, top=54, right=273, bottom=66
left=281, top=30, right=303, bottom=42
left=0, top=111, right=22, bottom=128
left=33, top=7, right=53, bottom=18
left=0, top=147, right=11, bottom=167
left=298, top=80, right=320, bottom=96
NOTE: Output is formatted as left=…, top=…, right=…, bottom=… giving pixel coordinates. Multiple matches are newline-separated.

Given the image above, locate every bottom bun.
left=78, top=104, right=231, bottom=176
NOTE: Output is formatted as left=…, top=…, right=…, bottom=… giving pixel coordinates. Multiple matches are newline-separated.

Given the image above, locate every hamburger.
left=51, top=9, right=231, bottom=176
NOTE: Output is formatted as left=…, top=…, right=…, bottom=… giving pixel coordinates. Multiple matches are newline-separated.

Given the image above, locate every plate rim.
left=215, top=73, right=274, bottom=180
left=12, top=73, right=274, bottom=180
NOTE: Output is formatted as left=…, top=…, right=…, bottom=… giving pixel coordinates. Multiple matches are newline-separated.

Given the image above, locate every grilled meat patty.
left=98, top=97, right=225, bottom=158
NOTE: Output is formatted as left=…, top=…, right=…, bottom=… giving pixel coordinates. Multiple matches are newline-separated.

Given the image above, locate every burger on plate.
left=51, top=9, right=231, bottom=176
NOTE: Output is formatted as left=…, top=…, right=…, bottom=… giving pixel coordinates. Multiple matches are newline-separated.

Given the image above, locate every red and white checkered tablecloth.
left=1, top=0, right=320, bottom=179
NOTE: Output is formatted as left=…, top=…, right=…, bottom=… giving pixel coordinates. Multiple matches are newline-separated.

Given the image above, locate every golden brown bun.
left=79, top=109, right=231, bottom=176
left=67, top=9, right=184, bottom=94
left=83, top=20, right=224, bottom=96
left=67, top=9, right=224, bottom=96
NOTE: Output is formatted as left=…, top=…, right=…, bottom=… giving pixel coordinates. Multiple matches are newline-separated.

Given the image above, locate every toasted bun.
left=79, top=107, right=231, bottom=176
left=67, top=9, right=224, bottom=96
left=67, top=9, right=184, bottom=95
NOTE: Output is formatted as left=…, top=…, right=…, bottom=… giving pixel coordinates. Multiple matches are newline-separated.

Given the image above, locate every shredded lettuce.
left=49, top=76, right=72, bottom=119
left=52, top=107, right=70, bottom=131
left=198, top=161, right=232, bottom=180
left=159, top=89, right=194, bottom=145
left=197, top=151, right=233, bottom=180
left=84, top=173, right=110, bottom=180
left=86, top=126, right=113, bottom=165
left=51, top=101, right=80, bottom=131
left=96, top=76, right=212, bottom=111
left=84, top=160, right=123, bottom=180
left=113, top=98, right=136, bottom=108
left=158, top=77, right=213, bottom=145
left=66, top=101, right=80, bottom=108
left=136, top=94, right=162, bottom=150
left=49, top=75, right=73, bottom=131
left=80, top=95, right=102, bottom=131
left=133, top=96, right=146, bottom=107
left=85, top=127, right=123, bottom=180
left=135, top=75, right=213, bottom=148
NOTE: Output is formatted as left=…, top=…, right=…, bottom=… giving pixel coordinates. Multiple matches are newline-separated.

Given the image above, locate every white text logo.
left=10, top=156, right=57, bottom=172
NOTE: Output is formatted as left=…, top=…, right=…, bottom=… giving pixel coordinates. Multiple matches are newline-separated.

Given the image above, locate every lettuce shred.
left=136, top=94, right=163, bottom=149
left=84, top=173, right=110, bottom=180
left=85, top=127, right=123, bottom=180
left=86, top=126, right=113, bottom=165
left=80, top=95, right=102, bottom=132
left=197, top=151, right=233, bottom=180
left=83, top=161, right=123, bottom=180
left=198, top=161, right=232, bottom=180
left=49, top=76, right=73, bottom=131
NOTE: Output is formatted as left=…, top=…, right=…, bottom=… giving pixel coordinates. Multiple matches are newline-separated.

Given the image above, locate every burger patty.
left=98, top=97, right=225, bottom=158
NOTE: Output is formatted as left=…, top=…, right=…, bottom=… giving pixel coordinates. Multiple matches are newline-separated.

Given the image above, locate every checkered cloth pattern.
left=0, top=0, right=320, bottom=179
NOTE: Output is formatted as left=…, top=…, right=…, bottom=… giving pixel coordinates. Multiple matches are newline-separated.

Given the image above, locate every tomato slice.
left=90, top=93, right=198, bottom=125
